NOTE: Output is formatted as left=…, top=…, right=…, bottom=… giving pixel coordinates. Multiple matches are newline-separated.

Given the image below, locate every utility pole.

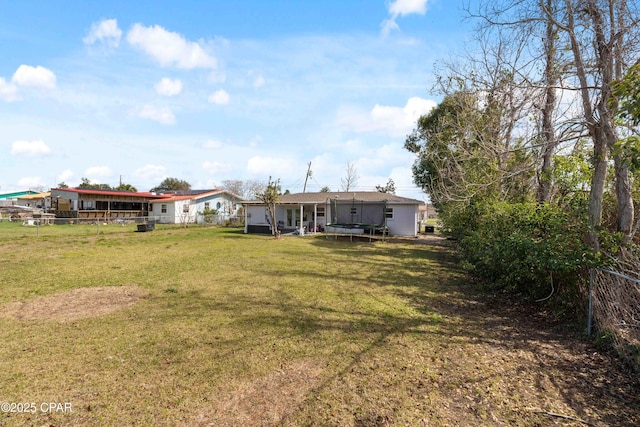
left=302, top=162, right=312, bottom=193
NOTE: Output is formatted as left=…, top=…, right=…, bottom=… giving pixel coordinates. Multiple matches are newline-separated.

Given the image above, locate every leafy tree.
left=375, top=178, right=396, bottom=194
left=255, top=176, right=281, bottom=238
left=320, top=186, right=330, bottom=193
left=150, top=177, right=191, bottom=193
left=57, top=182, right=69, bottom=188
left=199, top=206, right=219, bottom=224
left=115, top=183, right=138, bottom=192
left=404, top=0, right=640, bottom=312
left=78, top=177, right=112, bottom=190
left=406, top=91, right=509, bottom=210
left=613, top=60, right=640, bottom=241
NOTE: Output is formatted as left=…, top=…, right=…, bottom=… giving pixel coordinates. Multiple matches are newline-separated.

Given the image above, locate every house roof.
left=0, top=190, right=39, bottom=199
left=243, top=191, right=423, bottom=205
left=51, top=188, right=166, bottom=198
left=149, top=189, right=241, bottom=203
left=17, top=192, right=50, bottom=200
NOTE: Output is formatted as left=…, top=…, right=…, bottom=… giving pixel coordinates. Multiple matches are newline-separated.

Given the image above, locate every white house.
left=242, top=191, right=423, bottom=237
left=149, top=190, right=242, bottom=224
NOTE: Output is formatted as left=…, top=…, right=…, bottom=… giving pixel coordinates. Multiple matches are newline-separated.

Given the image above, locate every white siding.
left=245, top=202, right=419, bottom=236
left=385, top=204, right=418, bottom=236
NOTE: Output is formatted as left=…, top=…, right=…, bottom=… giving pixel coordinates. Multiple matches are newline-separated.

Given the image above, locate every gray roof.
left=243, top=191, right=423, bottom=205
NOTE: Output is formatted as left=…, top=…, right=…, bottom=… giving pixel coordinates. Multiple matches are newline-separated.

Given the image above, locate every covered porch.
left=275, top=203, right=326, bottom=235
left=244, top=202, right=326, bottom=235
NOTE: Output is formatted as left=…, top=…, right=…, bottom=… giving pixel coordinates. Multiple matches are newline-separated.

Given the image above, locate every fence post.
left=588, top=268, right=594, bottom=337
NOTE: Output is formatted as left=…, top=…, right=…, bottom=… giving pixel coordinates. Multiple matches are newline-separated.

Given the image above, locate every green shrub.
left=459, top=202, right=595, bottom=301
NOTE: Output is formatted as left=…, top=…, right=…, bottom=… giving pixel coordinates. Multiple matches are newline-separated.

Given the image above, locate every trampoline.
left=325, top=197, right=388, bottom=242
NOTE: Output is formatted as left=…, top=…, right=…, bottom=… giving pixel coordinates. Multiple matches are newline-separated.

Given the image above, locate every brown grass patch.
left=0, top=285, right=147, bottom=321
left=192, top=359, right=325, bottom=426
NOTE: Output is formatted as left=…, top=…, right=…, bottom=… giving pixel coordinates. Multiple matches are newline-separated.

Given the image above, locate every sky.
left=0, top=0, right=477, bottom=201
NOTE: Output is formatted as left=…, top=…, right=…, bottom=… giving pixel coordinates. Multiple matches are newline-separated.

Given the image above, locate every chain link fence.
left=589, top=255, right=640, bottom=372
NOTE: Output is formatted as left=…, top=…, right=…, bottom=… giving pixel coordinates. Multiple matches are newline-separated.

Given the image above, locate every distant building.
left=0, top=190, right=40, bottom=206
left=243, top=191, right=423, bottom=237
left=17, top=192, right=51, bottom=210
left=149, top=190, right=242, bottom=224
left=50, top=188, right=164, bottom=220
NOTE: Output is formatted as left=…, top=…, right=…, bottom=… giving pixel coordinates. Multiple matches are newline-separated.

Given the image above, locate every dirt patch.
left=0, top=285, right=147, bottom=321
left=192, top=359, right=325, bottom=426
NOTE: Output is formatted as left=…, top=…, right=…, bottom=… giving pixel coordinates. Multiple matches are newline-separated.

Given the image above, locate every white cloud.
left=338, top=96, right=436, bottom=137
left=322, top=138, right=365, bottom=155
left=208, top=89, right=230, bottom=105
left=0, top=77, right=20, bottom=102
left=83, top=19, right=122, bottom=47
left=381, top=0, right=429, bottom=37
left=203, top=139, right=223, bottom=149
left=12, top=65, right=56, bottom=89
left=154, top=77, right=182, bottom=96
left=248, top=135, right=262, bottom=148
left=11, top=140, right=52, bottom=157
left=136, top=105, right=176, bottom=125
left=127, top=23, right=216, bottom=69
left=57, top=169, right=74, bottom=183
left=84, top=166, right=113, bottom=182
left=253, top=75, right=265, bottom=88
left=18, top=176, right=45, bottom=188
left=380, top=19, right=400, bottom=38
left=202, top=160, right=233, bottom=174
left=246, top=155, right=297, bottom=177
left=134, top=164, right=166, bottom=181
left=389, top=0, right=428, bottom=16
left=370, top=96, right=436, bottom=134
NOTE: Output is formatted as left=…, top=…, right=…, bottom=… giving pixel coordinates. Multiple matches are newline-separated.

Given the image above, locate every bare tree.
left=467, top=0, right=640, bottom=248
left=536, top=0, right=560, bottom=203
left=221, top=179, right=264, bottom=200
left=539, top=0, right=640, bottom=247
left=340, top=162, right=360, bottom=192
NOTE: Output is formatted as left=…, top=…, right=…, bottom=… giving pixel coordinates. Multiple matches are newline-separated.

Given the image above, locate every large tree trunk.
left=612, top=0, right=634, bottom=243
left=561, top=0, right=606, bottom=250
left=537, top=0, right=559, bottom=204
left=587, top=127, right=608, bottom=251
left=615, top=157, right=634, bottom=241
left=559, top=0, right=635, bottom=250
left=588, top=0, right=634, bottom=244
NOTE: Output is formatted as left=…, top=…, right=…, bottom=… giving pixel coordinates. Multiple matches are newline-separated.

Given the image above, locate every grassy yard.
left=0, top=222, right=638, bottom=426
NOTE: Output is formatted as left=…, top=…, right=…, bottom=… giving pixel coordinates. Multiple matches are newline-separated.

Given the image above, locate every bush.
left=459, top=202, right=594, bottom=301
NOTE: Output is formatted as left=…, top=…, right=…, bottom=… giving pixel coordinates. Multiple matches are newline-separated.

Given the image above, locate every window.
left=216, top=201, right=222, bottom=209
left=204, top=202, right=210, bottom=209
left=183, top=204, right=190, bottom=213
left=317, top=207, right=325, bottom=217
left=350, top=207, right=357, bottom=215
left=385, top=207, right=394, bottom=219
left=161, top=204, right=167, bottom=214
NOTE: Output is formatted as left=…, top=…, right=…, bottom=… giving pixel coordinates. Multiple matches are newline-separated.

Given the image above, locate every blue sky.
left=0, top=0, right=476, bottom=201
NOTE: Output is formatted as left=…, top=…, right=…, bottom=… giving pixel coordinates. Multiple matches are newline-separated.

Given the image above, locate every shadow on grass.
left=423, top=287, right=640, bottom=426
left=256, top=235, right=640, bottom=425
left=138, top=233, right=640, bottom=426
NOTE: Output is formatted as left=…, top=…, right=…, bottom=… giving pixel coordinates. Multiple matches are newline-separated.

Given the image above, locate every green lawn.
left=0, top=223, right=637, bottom=426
